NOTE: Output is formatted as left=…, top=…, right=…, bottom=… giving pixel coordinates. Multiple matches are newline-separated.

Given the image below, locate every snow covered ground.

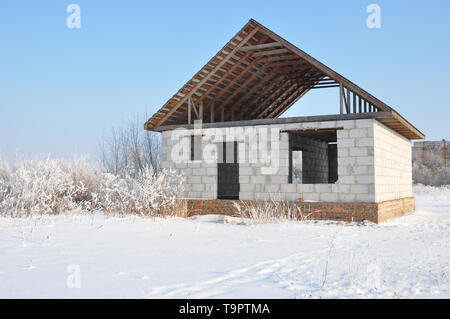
left=0, top=185, right=449, bottom=299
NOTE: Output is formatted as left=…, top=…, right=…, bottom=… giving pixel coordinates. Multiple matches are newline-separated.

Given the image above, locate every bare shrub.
left=234, top=200, right=310, bottom=224
left=99, top=114, right=161, bottom=177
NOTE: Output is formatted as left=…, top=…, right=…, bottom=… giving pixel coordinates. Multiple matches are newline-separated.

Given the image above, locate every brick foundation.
left=177, top=197, right=415, bottom=224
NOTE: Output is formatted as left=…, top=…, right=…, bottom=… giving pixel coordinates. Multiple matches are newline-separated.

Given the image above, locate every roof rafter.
left=229, top=69, right=302, bottom=113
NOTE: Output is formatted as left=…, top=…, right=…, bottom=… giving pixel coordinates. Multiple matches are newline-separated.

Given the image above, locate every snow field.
left=0, top=185, right=448, bottom=298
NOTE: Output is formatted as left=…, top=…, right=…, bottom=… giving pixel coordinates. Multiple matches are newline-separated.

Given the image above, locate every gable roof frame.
left=144, top=19, right=424, bottom=140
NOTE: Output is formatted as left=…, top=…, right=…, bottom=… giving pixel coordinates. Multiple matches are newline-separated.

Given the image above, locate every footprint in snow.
left=18, top=260, right=36, bottom=269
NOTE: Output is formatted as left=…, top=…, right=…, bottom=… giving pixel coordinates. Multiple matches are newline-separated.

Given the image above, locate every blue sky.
left=1, top=0, right=449, bottom=161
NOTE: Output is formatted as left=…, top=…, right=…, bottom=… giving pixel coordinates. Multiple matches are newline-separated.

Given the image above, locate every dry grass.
left=234, top=200, right=311, bottom=224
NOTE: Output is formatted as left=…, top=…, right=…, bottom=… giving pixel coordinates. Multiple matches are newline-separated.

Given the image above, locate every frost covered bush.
left=0, top=158, right=11, bottom=205
left=98, top=166, right=184, bottom=217
left=0, top=156, right=183, bottom=217
left=413, top=152, right=450, bottom=186
left=68, top=157, right=103, bottom=206
left=0, top=157, right=82, bottom=216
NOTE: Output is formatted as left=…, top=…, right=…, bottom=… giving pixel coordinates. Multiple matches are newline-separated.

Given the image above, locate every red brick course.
left=177, top=197, right=415, bottom=224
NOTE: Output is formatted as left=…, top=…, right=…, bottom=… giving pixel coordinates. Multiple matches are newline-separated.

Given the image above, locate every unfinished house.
left=145, top=19, right=425, bottom=223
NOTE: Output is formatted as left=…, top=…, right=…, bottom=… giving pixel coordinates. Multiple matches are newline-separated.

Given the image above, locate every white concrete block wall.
left=333, top=119, right=376, bottom=202
left=373, top=121, right=413, bottom=202
left=161, top=118, right=413, bottom=203
left=162, top=130, right=217, bottom=199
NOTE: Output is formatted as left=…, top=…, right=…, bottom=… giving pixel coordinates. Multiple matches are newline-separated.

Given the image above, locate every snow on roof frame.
left=145, top=19, right=424, bottom=140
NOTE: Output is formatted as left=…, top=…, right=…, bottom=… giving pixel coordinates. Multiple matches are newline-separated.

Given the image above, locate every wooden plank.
left=342, top=87, right=349, bottom=113
left=251, top=48, right=291, bottom=57
left=188, top=98, right=191, bottom=124
left=310, top=84, right=340, bottom=89
left=191, top=97, right=199, bottom=118
left=347, top=87, right=351, bottom=113
left=240, top=42, right=281, bottom=51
